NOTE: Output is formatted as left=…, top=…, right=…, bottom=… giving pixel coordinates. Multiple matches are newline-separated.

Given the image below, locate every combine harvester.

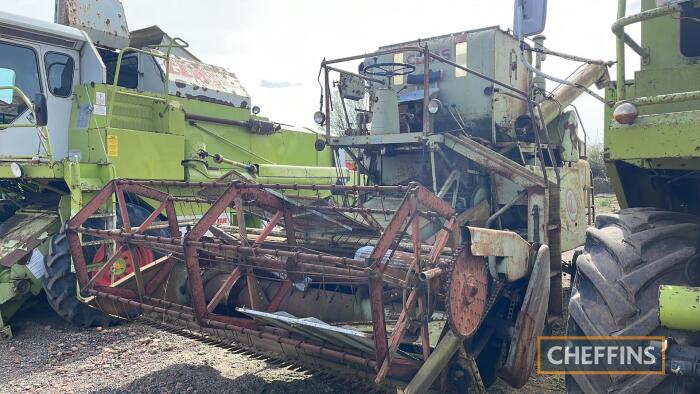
left=566, top=0, right=700, bottom=392
left=63, top=1, right=614, bottom=392
left=0, top=0, right=343, bottom=337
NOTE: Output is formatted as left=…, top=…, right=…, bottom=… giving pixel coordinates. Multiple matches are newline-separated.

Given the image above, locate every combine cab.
left=65, top=4, right=612, bottom=391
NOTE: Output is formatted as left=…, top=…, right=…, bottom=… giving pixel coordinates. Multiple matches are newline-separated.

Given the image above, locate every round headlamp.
left=313, top=111, right=326, bottom=125
left=428, top=99, right=442, bottom=115
left=10, top=162, right=23, bottom=178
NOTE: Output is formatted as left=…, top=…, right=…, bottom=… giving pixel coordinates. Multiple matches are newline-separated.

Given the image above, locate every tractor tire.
left=42, top=226, right=120, bottom=327
left=42, top=203, right=168, bottom=327
left=566, top=208, right=700, bottom=393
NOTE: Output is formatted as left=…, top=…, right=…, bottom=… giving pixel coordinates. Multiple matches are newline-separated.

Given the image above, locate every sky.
left=4, top=0, right=643, bottom=143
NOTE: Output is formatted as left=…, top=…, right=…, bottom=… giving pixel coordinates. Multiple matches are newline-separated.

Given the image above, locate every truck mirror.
left=33, top=93, right=48, bottom=127
left=514, top=0, right=548, bottom=38
left=0, top=68, right=16, bottom=105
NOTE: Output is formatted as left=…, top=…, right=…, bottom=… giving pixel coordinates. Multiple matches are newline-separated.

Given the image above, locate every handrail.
left=322, top=45, right=528, bottom=98
left=320, top=44, right=530, bottom=142
left=0, top=86, right=35, bottom=129
left=106, top=37, right=190, bottom=129
left=0, top=85, right=53, bottom=159
left=613, top=0, right=683, bottom=101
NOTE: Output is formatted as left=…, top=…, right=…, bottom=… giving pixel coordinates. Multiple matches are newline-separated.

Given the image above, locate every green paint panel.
left=659, top=285, right=700, bottom=331
left=106, top=128, right=184, bottom=180
left=608, top=110, right=700, bottom=160
left=606, top=1, right=700, bottom=210
left=0, top=162, right=64, bottom=179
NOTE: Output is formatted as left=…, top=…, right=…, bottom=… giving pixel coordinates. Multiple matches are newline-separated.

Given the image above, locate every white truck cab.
left=0, top=10, right=105, bottom=160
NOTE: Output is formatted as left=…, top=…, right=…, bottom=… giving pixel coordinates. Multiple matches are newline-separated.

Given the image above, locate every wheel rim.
left=90, top=244, right=154, bottom=287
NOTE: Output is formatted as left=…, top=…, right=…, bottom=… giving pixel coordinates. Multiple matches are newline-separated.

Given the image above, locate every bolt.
left=13, top=279, right=31, bottom=295
left=464, top=275, right=479, bottom=302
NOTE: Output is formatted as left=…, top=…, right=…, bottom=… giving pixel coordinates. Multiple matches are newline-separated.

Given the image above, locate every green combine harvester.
left=567, top=0, right=700, bottom=392
left=0, top=0, right=343, bottom=338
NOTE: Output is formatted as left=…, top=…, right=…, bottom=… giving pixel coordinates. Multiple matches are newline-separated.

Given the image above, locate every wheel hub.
left=91, top=245, right=154, bottom=287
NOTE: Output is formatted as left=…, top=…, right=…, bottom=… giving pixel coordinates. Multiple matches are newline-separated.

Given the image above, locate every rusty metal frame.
left=67, top=181, right=181, bottom=297
left=363, top=183, right=455, bottom=380
left=67, top=179, right=460, bottom=383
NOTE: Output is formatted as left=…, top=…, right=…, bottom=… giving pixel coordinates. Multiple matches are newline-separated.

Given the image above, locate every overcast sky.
left=5, top=0, right=643, bottom=142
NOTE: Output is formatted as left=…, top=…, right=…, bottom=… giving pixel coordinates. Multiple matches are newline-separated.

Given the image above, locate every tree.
left=587, top=142, right=607, bottom=180
left=322, top=89, right=369, bottom=136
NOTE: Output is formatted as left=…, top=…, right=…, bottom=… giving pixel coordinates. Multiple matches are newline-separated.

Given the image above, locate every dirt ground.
left=0, top=302, right=346, bottom=394
left=0, top=270, right=575, bottom=394
left=2, top=195, right=621, bottom=393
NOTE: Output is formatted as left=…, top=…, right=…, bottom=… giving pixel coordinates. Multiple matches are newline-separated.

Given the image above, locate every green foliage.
left=588, top=143, right=607, bottom=180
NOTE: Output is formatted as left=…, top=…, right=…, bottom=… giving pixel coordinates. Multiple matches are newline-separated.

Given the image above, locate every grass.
left=594, top=194, right=620, bottom=214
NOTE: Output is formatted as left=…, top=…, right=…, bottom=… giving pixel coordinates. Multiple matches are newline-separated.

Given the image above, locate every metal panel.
left=152, top=55, right=251, bottom=108
left=0, top=209, right=58, bottom=268
left=608, top=110, right=700, bottom=160
left=659, top=285, right=700, bottom=331
left=56, top=0, right=130, bottom=49
left=549, top=162, right=589, bottom=251
left=238, top=308, right=415, bottom=359
left=105, top=128, right=184, bottom=180
left=0, top=11, right=85, bottom=49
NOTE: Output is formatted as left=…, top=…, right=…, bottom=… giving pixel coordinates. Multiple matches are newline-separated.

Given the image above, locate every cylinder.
left=419, top=268, right=444, bottom=282
left=404, top=330, right=464, bottom=393
left=533, top=35, right=547, bottom=100
left=537, top=63, right=608, bottom=126
left=371, top=88, right=400, bottom=134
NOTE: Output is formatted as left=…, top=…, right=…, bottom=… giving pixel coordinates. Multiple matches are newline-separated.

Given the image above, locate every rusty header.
left=64, top=178, right=468, bottom=386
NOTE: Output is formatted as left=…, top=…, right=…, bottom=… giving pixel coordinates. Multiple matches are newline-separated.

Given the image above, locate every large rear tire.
left=566, top=208, right=700, bottom=393
left=42, top=227, right=120, bottom=327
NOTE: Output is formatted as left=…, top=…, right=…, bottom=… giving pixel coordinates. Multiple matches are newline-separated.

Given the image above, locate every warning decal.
left=107, top=135, right=118, bottom=157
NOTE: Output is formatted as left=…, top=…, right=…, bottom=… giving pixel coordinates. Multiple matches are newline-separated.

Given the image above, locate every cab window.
left=393, top=53, right=405, bottom=85
left=45, top=52, right=75, bottom=97
left=455, top=42, right=467, bottom=77
left=680, top=4, right=700, bottom=58
left=100, top=49, right=139, bottom=89
left=0, top=42, right=42, bottom=124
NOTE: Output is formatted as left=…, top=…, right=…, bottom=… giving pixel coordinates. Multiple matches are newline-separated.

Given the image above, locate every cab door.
left=39, top=45, right=80, bottom=160
left=0, top=40, right=45, bottom=159
left=0, top=39, right=79, bottom=161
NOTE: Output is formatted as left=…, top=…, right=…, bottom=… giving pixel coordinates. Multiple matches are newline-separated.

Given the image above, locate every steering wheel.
left=363, top=62, right=416, bottom=77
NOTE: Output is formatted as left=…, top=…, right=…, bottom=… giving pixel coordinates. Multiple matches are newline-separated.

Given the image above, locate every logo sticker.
left=565, top=189, right=579, bottom=222
left=538, top=336, right=666, bottom=375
